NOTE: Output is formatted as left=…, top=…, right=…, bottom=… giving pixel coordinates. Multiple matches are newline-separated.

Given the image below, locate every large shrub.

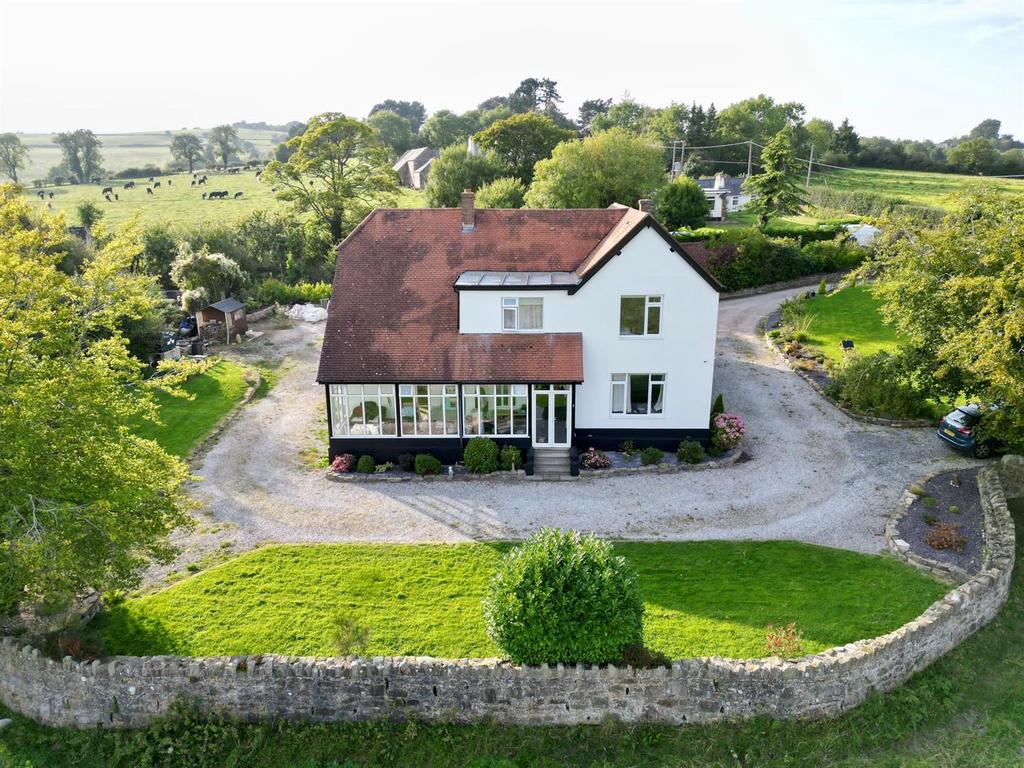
left=463, top=437, right=499, bottom=473
left=483, top=529, right=644, bottom=664
left=475, top=176, right=526, bottom=209
left=826, top=352, right=933, bottom=419
left=414, top=453, right=443, bottom=476
left=498, top=444, right=522, bottom=471
left=711, top=413, right=746, bottom=451
left=249, top=277, right=332, bottom=310
left=655, top=177, right=710, bottom=230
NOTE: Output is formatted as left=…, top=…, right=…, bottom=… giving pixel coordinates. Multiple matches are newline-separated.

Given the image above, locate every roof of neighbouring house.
left=206, top=298, right=245, bottom=313
left=316, top=207, right=719, bottom=383
left=392, top=147, right=438, bottom=172
left=697, top=176, right=747, bottom=196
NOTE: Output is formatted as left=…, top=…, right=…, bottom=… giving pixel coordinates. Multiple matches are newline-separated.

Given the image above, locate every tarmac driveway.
left=187, top=286, right=975, bottom=556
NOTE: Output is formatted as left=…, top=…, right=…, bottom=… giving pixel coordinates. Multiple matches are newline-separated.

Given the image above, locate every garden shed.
left=196, top=298, right=248, bottom=344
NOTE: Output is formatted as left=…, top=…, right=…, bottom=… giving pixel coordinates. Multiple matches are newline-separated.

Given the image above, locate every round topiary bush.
left=676, top=440, right=705, bottom=465
left=414, top=453, right=443, bottom=476
left=356, top=455, right=375, bottom=474
left=483, top=528, right=644, bottom=664
left=463, top=436, right=499, bottom=473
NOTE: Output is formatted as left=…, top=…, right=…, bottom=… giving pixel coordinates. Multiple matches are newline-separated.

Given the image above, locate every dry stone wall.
left=2, top=459, right=1019, bottom=729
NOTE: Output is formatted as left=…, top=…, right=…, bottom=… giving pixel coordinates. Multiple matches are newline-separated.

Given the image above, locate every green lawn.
left=133, top=360, right=249, bottom=458
left=6, top=508, right=1024, bottom=767
left=95, top=541, right=943, bottom=660
left=811, top=166, right=1024, bottom=209
left=800, top=284, right=902, bottom=363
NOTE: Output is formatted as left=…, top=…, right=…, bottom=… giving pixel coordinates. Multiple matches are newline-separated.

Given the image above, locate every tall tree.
left=805, top=118, right=835, bottom=154
left=743, top=127, right=806, bottom=228
left=54, top=129, right=103, bottom=183
left=969, top=119, right=1001, bottom=140
left=419, top=110, right=474, bottom=150
left=473, top=113, right=574, bottom=184
left=832, top=118, right=860, bottom=158
left=169, top=242, right=244, bottom=305
left=0, top=185, right=193, bottom=611
left=263, top=113, right=398, bottom=242
left=207, top=124, right=241, bottom=167
left=578, top=98, right=611, bottom=133
left=0, top=134, right=29, bottom=183
left=366, top=110, right=415, bottom=156
left=423, top=143, right=506, bottom=208
left=591, top=98, right=655, bottom=134
left=525, top=128, right=665, bottom=209
left=169, top=132, right=205, bottom=173
left=654, top=176, right=710, bottom=230
left=369, top=100, right=427, bottom=133
left=947, top=138, right=998, bottom=174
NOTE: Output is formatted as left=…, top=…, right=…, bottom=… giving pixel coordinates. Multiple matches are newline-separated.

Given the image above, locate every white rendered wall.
left=457, top=225, right=719, bottom=431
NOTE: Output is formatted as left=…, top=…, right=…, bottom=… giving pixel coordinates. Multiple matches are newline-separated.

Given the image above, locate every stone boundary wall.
left=1, top=459, right=1018, bottom=729
left=247, top=305, right=276, bottom=323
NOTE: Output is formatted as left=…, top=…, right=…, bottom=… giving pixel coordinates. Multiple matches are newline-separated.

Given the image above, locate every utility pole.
left=805, top=144, right=814, bottom=188
left=746, top=141, right=752, bottom=177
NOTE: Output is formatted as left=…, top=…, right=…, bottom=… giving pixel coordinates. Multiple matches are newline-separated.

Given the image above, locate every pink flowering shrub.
left=330, top=453, right=356, bottom=473
left=711, top=413, right=746, bottom=450
left=580, top=447, right=612, bottom=470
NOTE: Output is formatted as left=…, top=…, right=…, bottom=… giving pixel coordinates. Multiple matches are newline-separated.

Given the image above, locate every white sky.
left=1, top=0, right=1022, bottom=141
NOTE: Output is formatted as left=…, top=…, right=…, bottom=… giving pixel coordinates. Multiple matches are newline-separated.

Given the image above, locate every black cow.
left=208, top=190, right=229, bottom=199
left=153, top=181, right=161, bottom=188
left=198, top=177, right=207, bottom=185
left=148, top=176, right=154, bottom=182
left=146, top=187, right=153, bottom=195
left=193, top=173, right=198, bottom=179
left=167, top=179, right=172, bottom=186
left=234, top=191, right=243, bottom=199
left=191, top=180, right=196, bottom=187
left=124, top=182, right=135, bottom=189
left=48, top=192, right=54, bottom=199
left=104, top=194, right=111, bottom=202
left=36, top=190, right=45, bottom=199
left=101, top=186, right=113, bottom=195
left=254, top=170, right=262, bottom=179
left=115, top=193, right=119, bottom=201
left=201, top=192, right=207, bottom=200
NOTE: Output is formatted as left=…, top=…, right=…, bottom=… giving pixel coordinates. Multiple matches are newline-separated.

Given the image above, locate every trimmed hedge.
left=463, top=437, right=499, bottom=473
left=483, top=529, right=644, bottom=664
left=414, top=453, right=443, bottom=476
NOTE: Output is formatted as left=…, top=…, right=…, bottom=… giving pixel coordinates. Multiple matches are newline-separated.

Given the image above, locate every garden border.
left=1, top=457, right=1018, bottom=729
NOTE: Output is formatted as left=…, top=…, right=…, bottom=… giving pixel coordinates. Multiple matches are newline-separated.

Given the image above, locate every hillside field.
left=22, top=172, right=425, bottom=228
left=810, top=166, right=1024, bottom=208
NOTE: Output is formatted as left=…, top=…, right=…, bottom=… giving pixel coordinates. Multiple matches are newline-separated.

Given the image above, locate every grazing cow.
left=146, top=187, right=153, bottom=195
left=148, top=176, right=154, bottom=182
left=234, top=191, right=243, bottom=199
left=47, top=202, right=52, bottom=209
left=124, top=182, right=135, bottom=189
left=48, top=192, right=54, bottom=199
left=101, top=186, right=113, bottom=195
left=191, top=180, right=196, bottom=187
left=153, top=181, right=161, bottom=188
left=201, top=192, right=207, bottom=200
left=208, top=190, right=229, bottom=199
left=167, top=179, right=172, bottom=186
left=198, top=177, right=207, bottom=185
left=271, top=187, right=277, bottom=192
left=193, top=173, right=198, bottom=179
left=104, top=194, right=111, bottom=202
left=115, top=193, right=119, bottom=201
left=37, top=190, right=45, bottom=199
left=255, top=170, right=262, bottom=179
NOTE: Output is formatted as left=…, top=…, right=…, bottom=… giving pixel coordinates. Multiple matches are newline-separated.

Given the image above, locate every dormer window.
left=502, top=297, right=543, bottom=331
left=620, top=296, right=662, bottom=336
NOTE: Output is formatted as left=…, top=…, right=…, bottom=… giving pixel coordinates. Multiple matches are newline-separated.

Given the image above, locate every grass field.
left=95, top=540, right=944, bottom=660
left=799, top=285, right=902, bottom=362
left=811, top=166, right=1024, bottom=209
left=133, top=360, right=250, bottom=458
left=4, top=506, right=1023, bottom=767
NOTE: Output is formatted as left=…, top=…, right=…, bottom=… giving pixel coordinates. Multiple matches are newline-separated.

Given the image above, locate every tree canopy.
left=369, top=100, right=427, bottom=133
left=367, top=110, right=415, bottom=156
left=743, top=127, right=807, bottom=228
left=170, top=133, right=205, bottom=173
left=0, top=133, right=29, bottom=183
left=54, top=129, right=103, bottom=182
left=170, top=242, right=244, bottom=309
left=207, top=125, right=241, bottom=167
left=475, top=176, right=526, bottom=209
left=0, top=185, right=194, bottom=611
left=525, top=128, right=665, bottom=209
left=262, top=113, right=398, bottom=242
left=473, top=113, right=573, bottom=184
left=423, top=143, right=505, bottom=208
left=654, top=177, right=710, bottom=230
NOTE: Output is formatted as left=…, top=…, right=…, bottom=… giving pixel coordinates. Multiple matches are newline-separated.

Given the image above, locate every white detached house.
left=317, top=192, right=722, bottom=475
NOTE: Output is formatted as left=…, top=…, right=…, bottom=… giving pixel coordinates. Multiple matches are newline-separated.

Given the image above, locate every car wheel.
left=973, top=442, right=992, bottom=459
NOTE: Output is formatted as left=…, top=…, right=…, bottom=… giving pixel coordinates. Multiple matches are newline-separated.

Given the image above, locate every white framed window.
left=399, top=384, right=459, bottom=436
left=463, top=384, right=529, bottom=435
left=502, top=297, right=543, bottom=331
left=329, top=384, right=398, bottom=436
left=732, top=196, right=739, bottom=206
left=619, top=296, right=662, bottom=336
left=611, top=374, right=665, bottom=416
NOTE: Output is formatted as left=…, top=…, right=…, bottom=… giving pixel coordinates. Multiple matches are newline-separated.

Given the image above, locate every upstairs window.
left=502, top=297, right=543, bottom=331
left=611, top=373, right=665, bottom=416
left=620, top=296, right=661, bottom=336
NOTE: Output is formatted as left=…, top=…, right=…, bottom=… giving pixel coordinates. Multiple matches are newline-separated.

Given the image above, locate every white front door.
left=532, top=385, right=571, bottom=447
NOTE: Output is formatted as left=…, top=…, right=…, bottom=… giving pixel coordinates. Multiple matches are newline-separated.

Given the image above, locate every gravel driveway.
left=186, top=287, right=976, bottom=557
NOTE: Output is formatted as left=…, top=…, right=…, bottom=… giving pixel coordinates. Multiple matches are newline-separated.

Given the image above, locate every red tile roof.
left=316, top=207, right=717, bottom=383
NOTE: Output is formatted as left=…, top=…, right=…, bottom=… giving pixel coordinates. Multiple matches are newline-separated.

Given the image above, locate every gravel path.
left=182, top=287, right=976, bottom=558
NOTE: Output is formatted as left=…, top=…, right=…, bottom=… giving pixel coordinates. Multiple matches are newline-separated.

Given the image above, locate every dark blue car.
left=937, top=404, right=1001, bottom=458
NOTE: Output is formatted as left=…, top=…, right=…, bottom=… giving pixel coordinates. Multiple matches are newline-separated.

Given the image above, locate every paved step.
left=532, top=448, right=571, bottom=478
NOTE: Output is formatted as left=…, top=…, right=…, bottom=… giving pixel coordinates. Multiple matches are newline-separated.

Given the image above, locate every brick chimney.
left=637, top=198, right=653, bottom=213
left=461, top=189, right=475, bottom=232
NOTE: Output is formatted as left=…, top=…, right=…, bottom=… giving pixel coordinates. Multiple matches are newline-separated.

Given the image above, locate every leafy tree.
left=717, top=94, right=807, bottom=145
left=743, top=127, right=807, bottom=228
left=508, top=77, right=561, bottom=113
left=0, top=185, right=193, bottom=611
left=423, top=143, right=505, bottom=208
left=207, top=124, right=241, bottom=167
left=578, top=98, right=611, bottom=133
left=473, top=113, right=573, bottom=184
left=475, top=176, right=526, bottom=208
left=525, top=128, right=665, bottom=209
left=856, top=192, right=1024, bottom=446
left=832, top=118, right=860, bottom=158
left=369, top=100, right=427, bottom=133
left=0, top=133, right=29, bottom=183
left=805, top=118, right=835, bottom=154
left=263, top=113, right=398, bottom=243
left=947, top=138, right=998, bottom=174
left=591, top=98, right=655, bottom=134
left=969, top=119, right=1001, bottom=140
left=654, top=177, right=710, bottom=230
left=419, top=110, right=474, bottom=150
left=367, top=110, right=415, bottom=156
left=169, top=133, right=204, bottom=173
left=170, top=242, right=244, bottom=303
left=75, top=201, right=104, bottom=230
left=273, top=122, right=307, bottom=163
left=54, top=129, right=103, bottom=182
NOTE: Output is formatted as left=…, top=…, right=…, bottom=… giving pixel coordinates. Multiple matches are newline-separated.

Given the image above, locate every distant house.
left=196, top=298, right=248, bottom=344
left=393, top=147, right=438, bottom=190
left=697, top=173, right=753, bottom=220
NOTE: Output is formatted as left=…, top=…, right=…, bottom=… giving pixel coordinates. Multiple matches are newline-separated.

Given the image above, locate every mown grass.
left=133, top=360, right=250, bottom=458
left=811, top=166, right=1024, bottom=209
left=799, top=284, right=902, bottom=363
left=95, top=540, right=944, bottom=660
left=2, top=505, right=1022, bottom=768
